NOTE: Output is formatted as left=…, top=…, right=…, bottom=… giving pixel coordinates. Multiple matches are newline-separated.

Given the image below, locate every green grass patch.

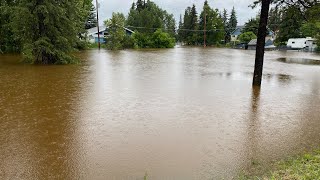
left=240, top=150, right=320, bottom=180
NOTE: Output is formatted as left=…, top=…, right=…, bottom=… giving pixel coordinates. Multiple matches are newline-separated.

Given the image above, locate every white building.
left=287, top=37, right=317, bottom=51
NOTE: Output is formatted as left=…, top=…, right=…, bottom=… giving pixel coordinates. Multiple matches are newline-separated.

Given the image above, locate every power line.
left=125, top=24, right=282, bottom=33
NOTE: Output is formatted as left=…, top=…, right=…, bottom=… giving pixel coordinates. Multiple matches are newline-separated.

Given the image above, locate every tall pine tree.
left=85, top=3, right=97, bottom=30
left=199, top=0, right=224, bottom=45
left=221, top=9, right=229, bottom=43
left=12, top=0, right=84, bottom=64
left=227, top=7, right=238, bottom=36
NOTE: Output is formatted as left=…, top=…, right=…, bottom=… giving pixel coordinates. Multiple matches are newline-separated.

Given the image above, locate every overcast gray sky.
left=95, top=0, right=259, bottom=25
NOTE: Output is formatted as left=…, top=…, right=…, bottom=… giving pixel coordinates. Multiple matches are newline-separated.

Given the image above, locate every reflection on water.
left=242, top=86, right=262, bottom=174
left=1, top=48, right=320, bottom=179
left=278, top=57, right=320, bottom=65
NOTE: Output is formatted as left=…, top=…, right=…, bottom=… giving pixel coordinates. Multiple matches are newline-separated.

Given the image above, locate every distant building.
left=247, top=38, right=274, bottom=50
left=86, top=26, right=134, bottom=44
left=287, top=37, right=317, bottom=51
left=230, top=26, right=244, bottom=42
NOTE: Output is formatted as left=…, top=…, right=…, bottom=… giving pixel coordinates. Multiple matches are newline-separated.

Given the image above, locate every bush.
left=239, top=31, right=257, bottom=43
left=121, top=35, right=135, bottom=49
left=150, top=29, right=175, bottom=48
left=132, top=29, right=175, bottom=48
left=74, top=40, right=88, bottom=50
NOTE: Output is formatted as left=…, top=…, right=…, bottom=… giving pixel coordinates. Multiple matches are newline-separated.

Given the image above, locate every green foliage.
left=227, top=7, right=238, bottom=36
left=301, top=22, right=320, bottom=37
left=251, top=1, right=320, bottom=48
left=243, top=18, right=259, bottom=36
left=127, top=0, right=175, bottom=36
left=122, top=35, right=136, bottom=49
left=199, top=0, right=225, bottom=45
left=177, top=15, right=184, bottom=42
left=132, top=29, right=175, bottom=48
left=179, top=5, right=200, bottom=45
left=241, top=149, right=320, bottom=180
left=0, top=1, right=21, bottom=53
left=268, top=7, right=281, bottom=34
left=0, top=0, right=94, bottom=63
left=150, top=29, right=175, bottom=48
left=178, top=2, right=235, bottom=46
left=0, top=0, right=95, bottom=63
left=105, top=13, right=127, bottom=50
left=125, top=0, right=176, bottom=49
left=10, top=0, right=86, bottom=64
left=221, top=9, right=229, bottom=43
left=85, top=3, right=97, bottom=30
left=275, top=6, right=305, bottom=44
left=239, top=32, right=257, bottom=43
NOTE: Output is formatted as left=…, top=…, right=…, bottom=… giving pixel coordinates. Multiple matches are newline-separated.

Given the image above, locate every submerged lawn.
left=240, top=149, right=320, bottom=180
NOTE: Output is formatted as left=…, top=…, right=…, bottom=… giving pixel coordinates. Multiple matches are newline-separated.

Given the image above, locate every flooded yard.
left=1, top=47, right=320, bottom=179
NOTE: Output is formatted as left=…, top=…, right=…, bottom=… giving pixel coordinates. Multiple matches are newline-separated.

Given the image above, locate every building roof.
left=87, top=25, right=134, bottom=35
left=123, top=27, right=134, bottom=34
left=288, top=37, right=316, bottom=41
left=231, top=26, right=244, bottom=36
left=248, top=39, right=257, bottom=45
left=248, top=39, right=273, bottom=45
left=87, top=26, right=107, bottom=35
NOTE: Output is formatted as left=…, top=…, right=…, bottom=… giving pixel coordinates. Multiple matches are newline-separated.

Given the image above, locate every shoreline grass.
left=240, top=149, right=320, bottom=180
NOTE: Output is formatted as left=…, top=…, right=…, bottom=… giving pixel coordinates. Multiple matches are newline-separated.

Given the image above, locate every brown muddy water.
left=1, top=48, right=320, bottom=180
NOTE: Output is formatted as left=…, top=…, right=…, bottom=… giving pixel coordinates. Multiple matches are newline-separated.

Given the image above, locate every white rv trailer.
left=287, top=37, right=317, bottom=51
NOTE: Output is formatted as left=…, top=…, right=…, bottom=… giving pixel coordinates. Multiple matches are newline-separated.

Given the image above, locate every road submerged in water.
left=0, top=47, right=320, bottom=179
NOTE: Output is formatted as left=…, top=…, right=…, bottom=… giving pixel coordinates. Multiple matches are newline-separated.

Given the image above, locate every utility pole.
left=96, top=0, right=101, bottom=49
left=204, top=11, right=207, bottom=48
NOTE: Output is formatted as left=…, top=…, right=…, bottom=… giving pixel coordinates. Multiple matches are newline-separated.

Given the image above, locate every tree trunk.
left=252, top=0, right=271, bottom=86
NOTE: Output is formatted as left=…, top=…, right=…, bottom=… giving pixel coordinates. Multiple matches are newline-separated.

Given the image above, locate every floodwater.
left=1, top=48, right=320, bottom=180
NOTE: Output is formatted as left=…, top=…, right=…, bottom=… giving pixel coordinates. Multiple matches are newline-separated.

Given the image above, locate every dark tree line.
left=127, top=0, right=176, bottom=37
left=177, top=0, right=238, bottom=46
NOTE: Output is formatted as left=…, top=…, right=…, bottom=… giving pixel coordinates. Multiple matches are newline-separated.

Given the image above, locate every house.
left=287, top=37, right=317, bottom=51
left=86, top=26, right=134, bottom=43
left=87, top=26, right=108, bottom=43
left=247, top=38, right=274, bottom=50
left=230, top=26, right=244, bottom=42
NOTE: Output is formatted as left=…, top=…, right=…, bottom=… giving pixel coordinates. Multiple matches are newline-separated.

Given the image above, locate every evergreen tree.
left=126, top=0, right=176, bottom=48
left=199, top=0, right=224, bottom=45
left=181, top=4, right=199, bottom=45
left=268, top=7, right=281, bottom=35
left=12, top=0, right=85, bottom=64
left=163, top=12, right=176, bottom=37
left=275, top=6, right=304, bottom=44
left=190, top=4, right=199, bottom=45
left=181, top=7, right=192, bottom=43
left=85, top=3, right=97, bottom=30
left=221, top=9, right=229, bottom=43
left=126, top=0, right=175, bottom=36
left=227, top=7, right=238, bottom=35
left=177, top=14, right=184, bottom=42
left=136, top=0, right=144, bottom=12
left=0, top=0, right=21, bottom=53
left=243, top=18, right=259, bottom=35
